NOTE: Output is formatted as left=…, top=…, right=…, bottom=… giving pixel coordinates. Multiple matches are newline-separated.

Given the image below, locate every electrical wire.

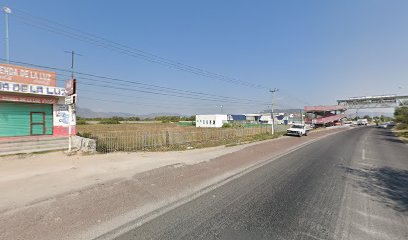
left=10, top=8, right=269, bottom=90
left=1, top=58, right=270, bottom=105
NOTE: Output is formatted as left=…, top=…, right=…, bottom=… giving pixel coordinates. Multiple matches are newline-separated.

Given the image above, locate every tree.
left=394, top=106, right=408, bottom=124
left=112, top=116, right=125, bottom=121
left=363, top=115, right=372, bottom=122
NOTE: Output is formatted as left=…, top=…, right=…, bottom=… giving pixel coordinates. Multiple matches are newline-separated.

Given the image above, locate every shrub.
left=394, top=106, right=408, bottom=124
left=99, top=118, right=120, bottom=124
left=76, top=119, right=87, bottom=125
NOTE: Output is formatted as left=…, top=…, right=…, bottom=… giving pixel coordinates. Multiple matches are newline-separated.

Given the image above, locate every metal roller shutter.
left=0, top=102, right=53, bottom=137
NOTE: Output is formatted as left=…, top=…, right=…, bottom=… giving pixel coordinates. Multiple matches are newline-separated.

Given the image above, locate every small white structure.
left=196, top=114, right=228, bottom=128
left=260, top=115, right=273, bottom=124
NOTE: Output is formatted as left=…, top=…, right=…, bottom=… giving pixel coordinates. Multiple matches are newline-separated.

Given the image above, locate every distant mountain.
left=138, top=112, right=189, bottom=119
left=76, top=107, right=135, bottom=118
left=76, top=107, right=184, bottom=119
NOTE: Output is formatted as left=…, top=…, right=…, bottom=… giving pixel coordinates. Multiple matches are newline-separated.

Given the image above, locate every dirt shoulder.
left=0, top=126, right=349, bottom=240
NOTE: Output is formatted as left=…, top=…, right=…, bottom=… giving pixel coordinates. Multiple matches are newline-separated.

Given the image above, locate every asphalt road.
left=113, top=127, right=408, bottom=240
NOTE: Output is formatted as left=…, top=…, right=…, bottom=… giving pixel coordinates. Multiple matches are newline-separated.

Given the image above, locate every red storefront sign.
left=0, top=63, right=56, bottom=86
left=0, top=94, right=57, bottom=104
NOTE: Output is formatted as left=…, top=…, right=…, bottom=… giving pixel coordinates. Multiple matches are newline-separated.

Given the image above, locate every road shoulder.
left=0, top=127, right=349, bottom=240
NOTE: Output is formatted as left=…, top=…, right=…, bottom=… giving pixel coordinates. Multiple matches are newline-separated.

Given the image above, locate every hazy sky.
left=2, top=0, right=407, bottom=115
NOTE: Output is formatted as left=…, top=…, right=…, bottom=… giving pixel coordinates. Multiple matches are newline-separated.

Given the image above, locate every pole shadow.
left=341, top=166, right=408, bottom=213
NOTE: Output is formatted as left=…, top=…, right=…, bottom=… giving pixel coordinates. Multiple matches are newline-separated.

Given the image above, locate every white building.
left=196, top=114, right=228, bottom=128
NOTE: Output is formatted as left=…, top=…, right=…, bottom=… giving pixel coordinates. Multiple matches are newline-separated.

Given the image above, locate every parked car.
left=378, top=121, right=395, bottom=129
left=357, top=119, right=368, bottom=126
left=286, top=124, right=309, bottom=137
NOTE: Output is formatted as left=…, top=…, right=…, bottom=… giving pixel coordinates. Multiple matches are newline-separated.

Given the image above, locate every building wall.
left=0, top=64, right=75, bottom=138
left=196, top=114, right=228, bottom=128
left=53, top=98, right=76, bottom=136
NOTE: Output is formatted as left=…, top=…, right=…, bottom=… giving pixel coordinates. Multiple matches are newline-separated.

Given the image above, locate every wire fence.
left=79, top=125, right=288, bottom=153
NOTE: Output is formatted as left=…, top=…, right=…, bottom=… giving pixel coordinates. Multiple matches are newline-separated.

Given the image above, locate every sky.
left=1, top=0, right=407, bottom=115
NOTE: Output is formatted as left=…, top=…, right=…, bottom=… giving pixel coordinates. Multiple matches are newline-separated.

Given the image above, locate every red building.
left=304, top=105, right=347, bottom=127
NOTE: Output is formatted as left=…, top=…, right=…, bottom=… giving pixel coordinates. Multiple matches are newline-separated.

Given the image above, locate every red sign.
left=0, top=63, right=56, bottom=86
left=0, top=94, right=57, bottom=104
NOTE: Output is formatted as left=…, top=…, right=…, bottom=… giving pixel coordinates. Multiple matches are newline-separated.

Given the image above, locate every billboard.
left=0, top=63, right=56, bottom=86
left=65, top=79, right=76, bottom=96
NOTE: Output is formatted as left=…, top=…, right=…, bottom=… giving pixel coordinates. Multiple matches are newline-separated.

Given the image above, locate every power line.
left=9, top=7, right=269, bottom=90
left=0, top=58, right=269, bottom=105
left=80, top=96, right=266, bottom=111
left=3, top=6, right=313, bottom=108
left=73, top=88, right=267, bottom=107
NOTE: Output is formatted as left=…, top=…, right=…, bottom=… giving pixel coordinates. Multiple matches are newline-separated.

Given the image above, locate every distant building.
left=304, top=105, right=347, bottom=127
left=196, top=113, right=291, bottom=128
left=196, top=114, right=228, bottom=128
left=195, top=114, right=247, bottom=128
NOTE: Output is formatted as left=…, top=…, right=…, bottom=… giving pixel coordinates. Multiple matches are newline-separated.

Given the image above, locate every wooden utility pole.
left=64, top=50, right=82, bottom=152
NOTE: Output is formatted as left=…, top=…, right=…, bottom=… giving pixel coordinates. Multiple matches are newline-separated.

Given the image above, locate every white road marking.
left=362, top=148, right=366, bottom=160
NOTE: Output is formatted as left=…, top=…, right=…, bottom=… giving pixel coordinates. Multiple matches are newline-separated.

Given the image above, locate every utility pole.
left=3, top=6, right=11, bottom=64
left=269, top=88, right=279, bottom=135
left=64, top=50, right=82, bottom=152
left=64, top=50, right=82, bottom=79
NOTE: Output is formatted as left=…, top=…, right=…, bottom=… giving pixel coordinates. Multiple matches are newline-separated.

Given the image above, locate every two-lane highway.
left=111, top=127, right=408, bottom=240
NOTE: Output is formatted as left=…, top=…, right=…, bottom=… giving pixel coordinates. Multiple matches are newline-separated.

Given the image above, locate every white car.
left=286, top=124, right=309, bottom=137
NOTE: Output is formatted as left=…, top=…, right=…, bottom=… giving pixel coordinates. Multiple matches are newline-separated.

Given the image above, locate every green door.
left=31, top=112, right=45, bottom=135
left=0, top=102, right=53, bottom=137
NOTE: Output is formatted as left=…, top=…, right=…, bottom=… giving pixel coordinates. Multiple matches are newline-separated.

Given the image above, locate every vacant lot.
left=77, top=123, right=288, bottom=152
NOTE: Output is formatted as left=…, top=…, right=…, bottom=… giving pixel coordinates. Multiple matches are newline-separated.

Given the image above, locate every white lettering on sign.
left=0, top=65, right=54, bottom=86
left=0, top=81, right=66, bottom=96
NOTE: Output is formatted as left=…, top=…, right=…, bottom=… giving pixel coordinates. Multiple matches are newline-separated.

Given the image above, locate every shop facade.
left=0, top=63, right=75, bottom=137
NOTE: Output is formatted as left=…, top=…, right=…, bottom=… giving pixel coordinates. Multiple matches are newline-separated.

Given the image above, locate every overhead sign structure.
left=0, top=63, right=56, bottom=86
left=0, top=81, right=66, bottom=97
left=337, top=95, right=408, bottom=109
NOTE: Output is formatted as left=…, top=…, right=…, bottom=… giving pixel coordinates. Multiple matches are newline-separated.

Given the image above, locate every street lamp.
left=3, top=6, right=11, bottom=64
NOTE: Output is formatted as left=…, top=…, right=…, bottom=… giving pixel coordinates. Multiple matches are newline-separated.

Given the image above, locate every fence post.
left=166, top=131, right=170, bottom=147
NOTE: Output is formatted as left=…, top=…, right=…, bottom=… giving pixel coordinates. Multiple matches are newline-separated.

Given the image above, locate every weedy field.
left=76, top=123, right=288, bottom=152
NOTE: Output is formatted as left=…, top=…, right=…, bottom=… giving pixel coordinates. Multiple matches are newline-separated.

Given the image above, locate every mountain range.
left=76, top=107, right=184, bottom=119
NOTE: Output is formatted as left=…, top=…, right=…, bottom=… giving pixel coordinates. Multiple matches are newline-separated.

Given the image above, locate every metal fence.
left=80, top=125, right=288, bottom=153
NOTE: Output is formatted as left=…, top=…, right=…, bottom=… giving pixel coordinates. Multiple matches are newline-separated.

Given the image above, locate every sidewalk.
left=0, top=127, right=349, bottom=240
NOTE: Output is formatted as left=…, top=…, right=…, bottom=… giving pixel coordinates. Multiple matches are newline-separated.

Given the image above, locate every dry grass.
left=393, top=124, right=408, bottom=143
left=77, top=123, right=288, bottom=153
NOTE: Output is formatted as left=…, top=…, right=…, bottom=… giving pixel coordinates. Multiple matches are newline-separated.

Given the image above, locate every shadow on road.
left=342, top=166, right=408, bottom=213
left=375, top=129, right=405, bottom=144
